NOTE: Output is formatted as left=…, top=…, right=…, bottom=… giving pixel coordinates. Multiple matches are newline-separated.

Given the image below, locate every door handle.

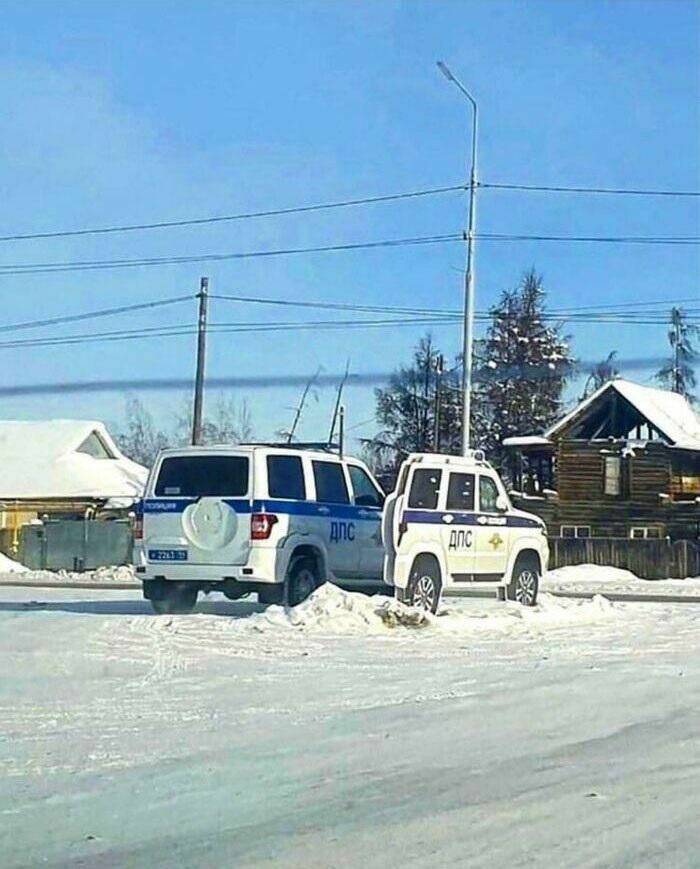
left=442, top=514, right=455, bottom=524
left=317, top=506, right=330, bottom=515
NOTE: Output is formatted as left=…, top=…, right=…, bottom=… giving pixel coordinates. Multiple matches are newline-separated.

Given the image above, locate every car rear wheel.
left=507, top=558, right=539, bottom=606
left=149, top=584, right=199, bottom=615
left=405, top=556, right=442, bottom=614
left=285, top=557, right=320, bottom=607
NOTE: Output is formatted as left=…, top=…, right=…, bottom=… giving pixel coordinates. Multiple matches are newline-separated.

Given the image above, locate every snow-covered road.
left=1, top=584, right=699, bottom=868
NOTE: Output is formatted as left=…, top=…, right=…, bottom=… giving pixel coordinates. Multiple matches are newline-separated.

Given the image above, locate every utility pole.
left=673, top=311, right=681, bottom=393
left=328, top=360, right=351, bottom=449
left=433, top=353, right=444, bottom=453
left=191, top=276, right=209, bottom=445
left=437, top=61, right=478, bottom=455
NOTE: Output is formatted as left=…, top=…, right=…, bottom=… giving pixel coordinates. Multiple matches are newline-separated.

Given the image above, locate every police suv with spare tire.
left=382, top=451, right=548, bottom=613
left=134, top=444, right=386, bottom=614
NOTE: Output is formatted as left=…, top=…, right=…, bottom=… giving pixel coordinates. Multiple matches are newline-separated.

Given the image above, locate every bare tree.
left=115, top=396, right=171, bottom=467
left=173, top=394, right=254, bottom=446
left=656, top=307, right=698, bottom=400
left=580, top=351, right=619, bottom=400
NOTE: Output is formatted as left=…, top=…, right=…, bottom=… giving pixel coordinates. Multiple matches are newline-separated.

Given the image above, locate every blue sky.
left=1, top=0, right=698, bottom=447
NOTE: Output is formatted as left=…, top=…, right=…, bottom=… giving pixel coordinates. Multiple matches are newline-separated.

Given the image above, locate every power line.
left=481, top=182, right=700, bottom=197
left=213, top=291, right=700, bottom=320
left=1, top=283, right=695, bottom=341
left=1, top=309, right=697, bottom=351
left=0, top=233, right=463, bottom=276
left=0, top=315, right=465, bottom=349
left=0, top=230, right=694, bottom=279
left=1, top=179, right=696, bottom=245
left=0, top=295, right=193, bottom=335
left=0, top=185, right=465, bottom=243
left=476, top=233, right=700, bottom=245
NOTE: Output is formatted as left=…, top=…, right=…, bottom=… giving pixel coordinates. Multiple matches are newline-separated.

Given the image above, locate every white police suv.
left=382, top=451, right=549, bottom=613
left=134, top=444, right=386, bottom=614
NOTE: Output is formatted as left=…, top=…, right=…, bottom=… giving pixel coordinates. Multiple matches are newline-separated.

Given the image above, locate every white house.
left=0, top=419, right=147, bottom=519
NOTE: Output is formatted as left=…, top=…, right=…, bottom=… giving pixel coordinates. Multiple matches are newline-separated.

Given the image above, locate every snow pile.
left=0, top=563, right=136, bottom=583
left=247, top=584, right=615, bottom=638
left=0, top=552, right=28, bottom=573
left=543, top=564, right=700, bottom=596
left=251, top=584, right=431, bottom=635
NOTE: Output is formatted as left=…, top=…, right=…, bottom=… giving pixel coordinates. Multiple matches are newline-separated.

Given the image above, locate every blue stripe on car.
left=142, top=498, right=381, bottom=520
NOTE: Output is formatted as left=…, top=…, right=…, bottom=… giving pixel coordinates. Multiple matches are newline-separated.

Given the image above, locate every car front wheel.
left=404, top=556, right=442, bottom=614
left=507, top=559, right=539, bottom=606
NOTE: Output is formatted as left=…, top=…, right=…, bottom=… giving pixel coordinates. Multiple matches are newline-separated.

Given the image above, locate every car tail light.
left=251, top=513, right=278, bottom=540
left=134, top=513, right=144, bottom=540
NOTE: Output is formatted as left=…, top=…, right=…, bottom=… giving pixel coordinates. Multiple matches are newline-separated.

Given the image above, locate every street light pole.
left=437, top=61, right=478, bottom=455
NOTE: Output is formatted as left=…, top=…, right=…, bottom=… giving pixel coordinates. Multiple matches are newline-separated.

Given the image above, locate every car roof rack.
left=241, top=441, right=340, bottom=453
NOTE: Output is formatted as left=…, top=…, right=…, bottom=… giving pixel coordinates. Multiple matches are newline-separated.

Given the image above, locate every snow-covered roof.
left=546, top=380, right=700, bottom=449
left=0, top=420, right=148, bottom=502
left=502, top=435, right=552, bottom=448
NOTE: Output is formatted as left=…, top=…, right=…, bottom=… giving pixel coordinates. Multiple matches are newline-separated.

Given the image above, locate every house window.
left=603, top=456, right=622, bottom=497
left=77, top=431, right=116, bottom=460
left=629, top=527, right=662, bottom=540
left=560, top=525, right=591, bottom=539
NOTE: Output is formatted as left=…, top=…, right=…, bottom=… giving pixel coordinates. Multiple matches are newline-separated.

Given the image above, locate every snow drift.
left=243, top=583, right=617, bottom=638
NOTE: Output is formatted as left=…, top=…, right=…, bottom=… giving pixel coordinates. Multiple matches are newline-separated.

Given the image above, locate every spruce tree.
left=474, top=270, right=573, bottom=468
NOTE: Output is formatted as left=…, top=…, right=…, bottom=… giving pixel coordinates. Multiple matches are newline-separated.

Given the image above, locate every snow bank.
left=250, top=584, right=432, bottom=635
left=0, top=552, right=28, bottom=573
left=0, top=563, right=136, bottom=583
left=543, top=564, right=700, bottom=596
left=245, top=584, right=616, bottom=638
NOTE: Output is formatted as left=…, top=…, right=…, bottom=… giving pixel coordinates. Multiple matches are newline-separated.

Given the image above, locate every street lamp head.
left=436, top=60, right=454, bottom=82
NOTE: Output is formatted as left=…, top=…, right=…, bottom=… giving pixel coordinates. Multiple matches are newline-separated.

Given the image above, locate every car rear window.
left=267, top=455, right=306, bottom=500
left=312, top=460, right=349, bottom=504
left=154, top=455, right=249, bottom=497
left=408, top=469, right=442, bottom=510
left=446, top=473, right=475, bottom=511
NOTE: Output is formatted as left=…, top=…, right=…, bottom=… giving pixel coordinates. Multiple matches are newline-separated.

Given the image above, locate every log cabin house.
left=503, top=379, right=700, bottom=541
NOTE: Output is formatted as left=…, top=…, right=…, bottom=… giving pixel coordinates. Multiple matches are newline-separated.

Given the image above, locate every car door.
left=311, top=458, right=359, bottom=579
left=382, top=461, right=410, bottom=584
left=473, top=474, right=510, bottom=579
left=443, top=470, right=477, bottom=583
left=399, top=464, right=446, bottom=570
left=346, top=462, right=385, bottom=580
left=144, top=451, right=252, bottom=566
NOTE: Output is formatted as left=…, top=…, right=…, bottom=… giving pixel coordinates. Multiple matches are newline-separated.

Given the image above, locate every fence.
left=548, top=536, right=700, bottom=580
left=19, top=520, right=133, bottom=572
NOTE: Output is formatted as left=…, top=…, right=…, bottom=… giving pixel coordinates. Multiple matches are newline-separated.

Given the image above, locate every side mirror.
left=495, top=495, right=509, bottom=512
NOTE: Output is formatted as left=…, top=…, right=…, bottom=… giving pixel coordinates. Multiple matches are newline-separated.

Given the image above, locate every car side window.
left=479, top=476, right=500, bottom=512
left=446, top=473, right=475, bottom=511
left=267, top=455, right=306, bottom=500
left=348, top=465, right=384, bottom=508
left=312, top=460, right=350, bottom=504
left=408, top=469, right=442, bottom=510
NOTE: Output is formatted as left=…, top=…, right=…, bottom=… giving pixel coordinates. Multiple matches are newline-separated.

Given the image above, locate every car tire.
left=405, top=556, right=442, bottom=614
left=285, top=557, right=320, bottom=607
left=149, top=583, right=199, bottom=615
left=507, top=556, right=539, bottom=606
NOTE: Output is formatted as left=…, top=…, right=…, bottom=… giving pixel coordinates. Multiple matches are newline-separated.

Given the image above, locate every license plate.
left=148, top=549, right=188, bottom=562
